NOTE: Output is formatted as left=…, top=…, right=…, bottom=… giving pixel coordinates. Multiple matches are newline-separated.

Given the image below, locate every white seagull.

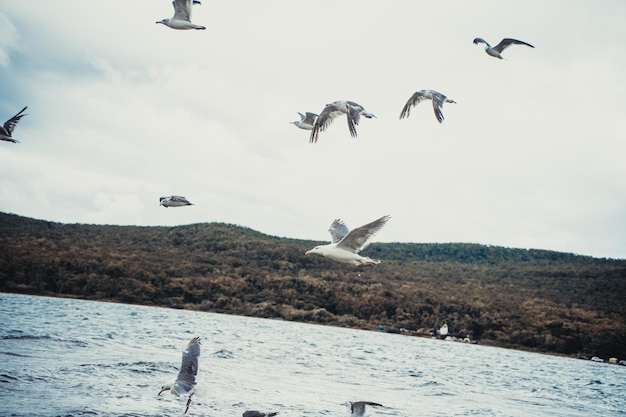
left=157, top=0, right=206, bottom=30
left=158, top=336, right=201, bottom=414
left=290, top=112, right=318, bottom=130
left=1, top=106, right=28, bottom=144
left=160, top=195, right=194, bottom=208
left=242, top=411, right=279, bottom=417
left=310, top=101, right=376, bottom=143
left=344, top=401, right=383, bottom=417
left=399, top=90, right=456, bottom=123
left=473, top=37, right=534, bottom=59
left=305, top=215, right=390, bottom=266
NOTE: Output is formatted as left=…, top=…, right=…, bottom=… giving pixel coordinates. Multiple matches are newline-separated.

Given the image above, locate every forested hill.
left=1, top=211, right=625, bottom=359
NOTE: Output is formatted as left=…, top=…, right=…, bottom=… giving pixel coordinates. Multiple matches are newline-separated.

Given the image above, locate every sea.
left=0, top=293, right=624, bottom=417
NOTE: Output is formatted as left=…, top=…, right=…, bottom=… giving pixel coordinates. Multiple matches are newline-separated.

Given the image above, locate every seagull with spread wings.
left=158, top=336, right=201, bottom=414
left=473, top=37, right=534, bottom=59
left=290, top=112, right=318, bottom=130
left=160, top=195, right=194, bottom=208
left=345, top=401, right=384, bottom=417
left=157, top=0, right=206, bottom=30
left=399, top=90, right=456, bottom=123
left=305, top=215, right=390, bottom=266
left=309, top=101, right=376, bottom=143
left=1, top=106, right=28, bottom=144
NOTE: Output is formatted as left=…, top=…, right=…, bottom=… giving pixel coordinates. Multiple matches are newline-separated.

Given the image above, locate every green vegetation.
left=1, top=212, right=625, bottom=359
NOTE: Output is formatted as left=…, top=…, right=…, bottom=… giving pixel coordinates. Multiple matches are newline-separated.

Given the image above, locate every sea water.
left=0, top=293, right=624, bottom=417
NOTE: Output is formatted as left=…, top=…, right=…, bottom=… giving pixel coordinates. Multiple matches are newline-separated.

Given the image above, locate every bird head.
left=158, top=383, right=172, bottom=396
left=305, top=246, right=321, bottom=256
left=156, top=19, right=169, bottom=25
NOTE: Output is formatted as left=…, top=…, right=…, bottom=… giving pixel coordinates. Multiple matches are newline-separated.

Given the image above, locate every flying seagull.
left=158, top=336, right=201, bottom=414
left=242, top=411, right=279, bottom=417
left=157, top=0, right=206, bottom=30
left=290, top=112, right=318, bottom=130
left=160, top=195, right=194, bottom=208
left=399, top=90, right=456, bottom=123
left=1, top=106, right=28, bottom=144
left=473, top=37, right=534, bottom=59
left=310, top=101, right=376, bottom=143
left=305, top=215, right=390, bottom=266
left=344, top=401, right=383, bottom=417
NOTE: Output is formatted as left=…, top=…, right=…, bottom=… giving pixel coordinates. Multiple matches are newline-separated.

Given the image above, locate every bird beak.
left=305, top=250, right=312, bottom=255
left=157, top=388, right=165, bottom=396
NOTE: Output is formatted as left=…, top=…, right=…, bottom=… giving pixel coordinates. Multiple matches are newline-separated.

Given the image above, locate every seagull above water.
left=160, top=195, right=194, bottom=208
left=310, top=101, right=376, bottom=143
left=473, top=37, right=534, bottom=59
left=344, top=401, right=383, bottom=417
left=242, top=411, right=279, bottom=417
left=399, top=90, right=456, bottom=123
left=158, top=336, right=201, bottom=414
left=157, top=0, right=206, bottom=30
left=290, top=112, right=318, bottom=130
left=305, top=215, right=391, bottom=266
left=1, top=106, right=28, bottom=144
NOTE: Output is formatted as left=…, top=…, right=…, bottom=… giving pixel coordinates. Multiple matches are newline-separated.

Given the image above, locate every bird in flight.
left=159, top=195, right=194, bottom=208
left=345, top=401, right=384, bottom=417
left=309, top=101, right=376, bottom=143
left=1, top=106, right=28, bottom=144
left=157, top=0, right=206, bottom=30
left=399, top=90, right=456, bottom=123
left=290, top=112, right=318, bottom=130
left=473, top=37, right=534, bottom=59
left=158, top=336, right=201, bottom=414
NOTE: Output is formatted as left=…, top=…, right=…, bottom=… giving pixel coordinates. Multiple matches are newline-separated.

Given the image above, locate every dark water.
left=1, top=293, right=624, bottom=416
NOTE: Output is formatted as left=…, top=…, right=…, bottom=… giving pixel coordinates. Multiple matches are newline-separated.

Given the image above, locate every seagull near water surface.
left=473, top=37, right=534, bottom=59
left=305, top=215, right=391, bottom=266
left=344, top=401, right=384, bottom=417
left=1, top=106, right=28, bottom=144
left=309, top=101, right=376, bottom=143
left=158, top=336, right=201, bottom=414
left=290, top=112, right=318, bottom=130
left=160, top=195, right=194, bottom=207
left=157, top=0, right=206, bottom=30
left=399, top=90, right=456, bottom=123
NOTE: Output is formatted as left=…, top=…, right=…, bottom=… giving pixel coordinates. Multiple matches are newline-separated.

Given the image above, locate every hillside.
left=1, top=212, right=625, bottom=359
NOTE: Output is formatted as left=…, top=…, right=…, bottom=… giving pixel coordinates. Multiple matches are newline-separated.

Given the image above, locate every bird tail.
left=361, top=111, right=376, bottom=119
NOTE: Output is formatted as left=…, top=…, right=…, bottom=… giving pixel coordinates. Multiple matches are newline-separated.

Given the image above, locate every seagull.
left=157, top=0, right=206, bottom=30
left=473, top=37, right=534, bottom=59
left=242, top=411, right=279, bottom=417
left=290, top=112, right=318, bottom=130
left=160, top=195, right=194, bottom=208
left=1, top=106, right=28, bottom=144
left=158, top=336, right=201, bottom=414
left=310, top=101, right=376, bottom=143
left=399, top=90, right=456, bottom=123
left=344, top=401, right=383, bottom=417
left=305, top=215, right=391, bottom=266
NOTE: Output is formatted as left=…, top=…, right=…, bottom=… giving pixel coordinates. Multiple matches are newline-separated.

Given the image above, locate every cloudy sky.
left=1, top=1, right=625, bottom=259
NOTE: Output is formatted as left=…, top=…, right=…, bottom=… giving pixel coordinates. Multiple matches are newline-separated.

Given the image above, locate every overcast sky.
left=1, top=1, right=625, bottom=259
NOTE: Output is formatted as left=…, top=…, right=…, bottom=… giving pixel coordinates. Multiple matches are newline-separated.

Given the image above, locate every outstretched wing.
left=431, top=92, right=445, bottom=123
left=345, top=104, right=361, bottom=137
left=171, top=195, right=190, bottom=204
left=3, top=106, right=28, bottom=136
left=399, top=91, right=427, bottom=119
left=472, top=37, right=490, bottom=48
left=494, top=38, right=534, bottom=53
left=174, top=336, right=201, bottom=393
left=337, top=215, right=391, bottom=253
left=303, top=112, right=318, bottom=125
left=328, top=219, right=350, bottom=244
left=172, top=0, right=192, bottom=22
left=310, top=106, right=343, bottom=143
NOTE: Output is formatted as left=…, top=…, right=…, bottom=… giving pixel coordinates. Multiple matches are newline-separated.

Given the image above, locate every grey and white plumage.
left=290, top=112, right=318, bottom=130
left=345, top=401, right=383, bottom=417
left=1, top=106, right=27, bottom=144
left=157, top=0, right=205, bottom=30
left=242, top=411, right=279, bottom=417
left=309, top=101, right=376, bottom=143
left=158, top=336, right=201, bottom=414
left=399, top=90, right=456, bottom=123
left=473, top=37, right=534, bottom=59
left=160, top=195, right=193, bottom=208
left=305, top=215, right=390, bottom=266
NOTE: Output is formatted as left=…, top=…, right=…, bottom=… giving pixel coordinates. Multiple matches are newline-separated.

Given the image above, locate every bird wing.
left=174, top=337, right=201, bottom=392
left=431, top=92, right=445, bottom=123
left=297, top=112, right=305, bottom=121
left=399, top=91, right=427, bottom=119
left=303, top=112, right=318, bottom=125
left=328, top=219, right=350, bottom=244
left=337, top=215, right=390, bottom=253
left=345, top=104, right=361, bottom=137
left=172, top=0, right=192, bottom=22
left=494, top=38, right=534, bottom=52
left=472, top=37, right=490, bottom=47
left=309, top=106, right=343, bottom=143
left=3, top=106, right=28, bottom=136
left=170, top=195, right=190, bottom=203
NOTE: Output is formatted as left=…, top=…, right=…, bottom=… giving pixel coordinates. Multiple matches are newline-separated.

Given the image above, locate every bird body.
left=310, top=100, right=376, bottom=143
left=160, top=195, right=193, bottom=208
left=290, top=112, right=318, bottom=130
left=399, top=89, right=456, bottom=123
left=158, top=336, right=201, bottom=414
left=473, top=37, right=534, bottom=59
left=157, top=0, right=205, bottom=30
left=305, top=215, right=390, bottom=266
left=242, top=411, right=279, bottom=417
left=346, top=401, right=383, bottom=417
left=1, top=106, right=28, bottom=144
